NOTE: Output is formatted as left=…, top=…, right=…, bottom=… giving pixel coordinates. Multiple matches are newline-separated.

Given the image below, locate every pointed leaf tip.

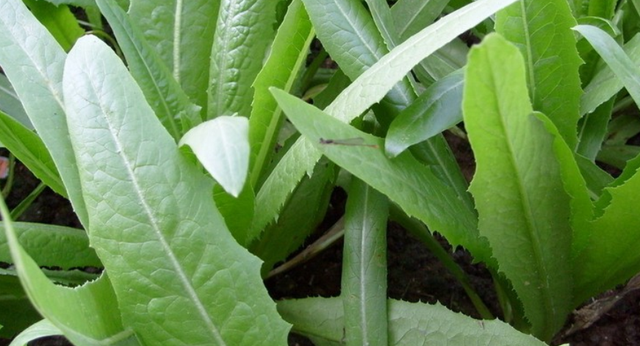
left=180, top=116, right=250, bottom=197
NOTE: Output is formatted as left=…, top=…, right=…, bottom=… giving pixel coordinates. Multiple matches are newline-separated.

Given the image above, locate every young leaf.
left=128, top=0, right=220, bottom=109
left=0, top=0, right=88, bottom=227
left=342, top=179, right=389, bottom=345
left=464, top=34, right=573, bottom=341
left=575, top=25, right=640, bottom=109
left=63, top=36, right=290, bottom=345
left=248, top=0, right=314, bottom=187
left=97, top=0, right=201, bottom=139
left=278, top=297, right=548, bottom=346
left=495, top=0, right=583, bottom=149
left=179, top=116, right=249, bottom=198
left=207, top=0, right=279, bottom=119
left=1, top=197, right=135, bottom=345
left=386, top=70, right=464, bottom=157
left=580, top=34, right=640, bottom=116
left=271, top=87, right=494, bottom=268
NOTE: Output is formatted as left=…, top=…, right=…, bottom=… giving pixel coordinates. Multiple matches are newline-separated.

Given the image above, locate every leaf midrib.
left=88, top=79, right=226, bottom=345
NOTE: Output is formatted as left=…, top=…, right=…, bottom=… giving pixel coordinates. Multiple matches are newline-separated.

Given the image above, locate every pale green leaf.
left=464, top=34, right=573, bottom=341
left=386, top=70, right=464, bottom=157
left=0, top=0, right=88, bottom=226
left=0, top=111, right=65, bottom=197
left=577, top=99, right=614, bottom=161
left=248, top=0, right=314, bottom=187
left=581, top=34, right=640, bottom=116
left=0, top=222, right=99, bottom=269
left=253, top=0, right=515, bottom=240
left=342, top=179, right=389, bottom=345
left=207, top=0, right=279, bottom=119
left=97, top=0, right=201, bottom=139
left=325, top=0, right=519, bottom=122
left=573, top=156, right=640, bottom=304
left=278, top=297, right=547, bottom=345
left=63, top=36, right=289, bottom=345
left=1, top=197, right=135, bottom=345
left=496, top=0, right=583, bottom=149
left=179, top=116, right=249, bottom=197
left=128, top=0, right=220, bottom=109
left=575, top=25, right=640, bottom=110
left=390, top=0, right=448, bottom=41
left=271, top=87, right=493, bottom=267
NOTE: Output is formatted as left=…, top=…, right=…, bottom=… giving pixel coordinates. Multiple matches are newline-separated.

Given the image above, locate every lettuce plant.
left=0, top=0, right=639, bottom=345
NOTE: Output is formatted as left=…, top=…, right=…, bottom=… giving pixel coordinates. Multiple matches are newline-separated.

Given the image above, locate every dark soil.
left=1, top=140, right=639, bottom=346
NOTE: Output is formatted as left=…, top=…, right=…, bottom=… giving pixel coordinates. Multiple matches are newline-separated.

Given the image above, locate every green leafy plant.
left=2, top=0, right=640, bottom=344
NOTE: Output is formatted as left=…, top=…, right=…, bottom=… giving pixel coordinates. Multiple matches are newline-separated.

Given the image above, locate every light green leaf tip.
left=464, top=33, right=573, bottom=341
left=180, top=116, right=250, bottom=197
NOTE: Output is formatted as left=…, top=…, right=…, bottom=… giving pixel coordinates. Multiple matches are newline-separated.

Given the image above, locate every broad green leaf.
left=254, top=0, right=516, bottom=240
left=97, top=0, right=201, bottom=139
left=0, top=111, right=65, bottom=197
left=22, top=0, right=84, bottom=52
left=271, top=87, right=493, bottom=267
left=342, top=179, right=388, bottom=345
left=248, top=0, right=314, bottom=187
left=278, top=297, right=547, bottom=346
left=464, top=34, right=573, bottom=341
left=1, top=197, right=135, bottom=346
left=580, top=34, right=640, bottom=116
left=63, top=36, right=290, bottom=345
left=9, top=319, right=63, bottom=346
left=496, top=0, right=582, bottom=149
left=386, top=70, right=464, bottom=157
left=575, top=25, right=640, bottom=109
left=573, top=157, right=640, bottom=304
left=0, top=74, right=30, bottom=128
left=250, top=160, right=334, bottom=276
left=0, top=275, right=41, bottom=338
left=0, top=223, right=99, bottom=269
left=0, top=0, right=88, bottom=226
left=179, top=116, right=249, bottom=198
left=128, top=0, right=220, bottom=109
left=207, top=0, right=279, bottom=119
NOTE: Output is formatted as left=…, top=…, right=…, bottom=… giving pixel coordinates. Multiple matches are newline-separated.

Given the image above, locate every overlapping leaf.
left=464, top=34, right=573, bottom=341
left=496, top=0, right=583, bottom=149
left=128, top=0, right=219, bottom=108
left=0, top=0, right=88, bottom=226
left=278, top=297, right=547, bottom=346
left=63, top=36, right=289, bottom=345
